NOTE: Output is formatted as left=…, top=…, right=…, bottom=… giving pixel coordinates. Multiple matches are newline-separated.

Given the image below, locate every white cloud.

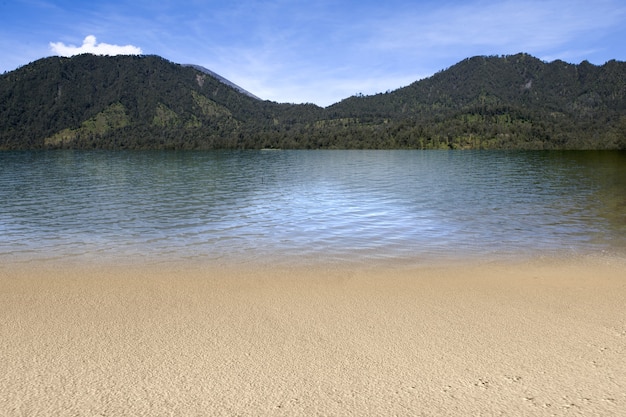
left=49, top=35, right=142, bottom=57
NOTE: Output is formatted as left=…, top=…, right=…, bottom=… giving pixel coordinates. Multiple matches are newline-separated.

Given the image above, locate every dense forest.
left=1, top=53, right=625, bottom=150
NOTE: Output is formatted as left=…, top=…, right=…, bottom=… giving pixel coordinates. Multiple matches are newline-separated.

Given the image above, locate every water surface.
left=1, top=150, right=624, bottom=265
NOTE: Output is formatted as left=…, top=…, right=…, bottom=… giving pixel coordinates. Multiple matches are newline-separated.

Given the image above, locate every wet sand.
left=1, top=257, right=625, bottom=416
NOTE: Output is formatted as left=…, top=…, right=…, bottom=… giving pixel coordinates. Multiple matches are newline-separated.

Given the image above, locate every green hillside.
left=1, top=53, right=625, bottom=149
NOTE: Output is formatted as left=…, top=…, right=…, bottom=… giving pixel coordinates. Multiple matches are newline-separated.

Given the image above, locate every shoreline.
left=1, top=256, right=625, bottom=416
left=3, top=245, right=623, bottom=269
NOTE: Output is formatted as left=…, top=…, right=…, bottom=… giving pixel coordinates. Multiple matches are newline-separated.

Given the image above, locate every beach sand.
left=1, top=257, right=625, bottom=416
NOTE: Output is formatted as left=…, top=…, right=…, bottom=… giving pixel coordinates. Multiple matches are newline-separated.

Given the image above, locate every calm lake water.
left=1, top=150, right=625, bottom=265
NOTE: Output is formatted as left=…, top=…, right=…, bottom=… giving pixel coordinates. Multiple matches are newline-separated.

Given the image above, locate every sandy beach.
left=1, top=256, right=625, bottom=416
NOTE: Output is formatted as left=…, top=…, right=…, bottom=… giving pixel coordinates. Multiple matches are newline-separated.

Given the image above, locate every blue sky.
left=2, top=0, right=625, bottom=106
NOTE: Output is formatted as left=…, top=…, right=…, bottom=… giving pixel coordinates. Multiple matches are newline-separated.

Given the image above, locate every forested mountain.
left=1, top=53, right=625, bottom=150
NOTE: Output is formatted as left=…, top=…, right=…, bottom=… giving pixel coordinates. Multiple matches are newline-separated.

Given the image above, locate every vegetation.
left=1, top=53, right=625, bottom=150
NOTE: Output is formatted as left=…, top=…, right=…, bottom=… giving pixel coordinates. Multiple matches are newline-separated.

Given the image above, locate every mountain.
left=183, top=64, right=261, bottom=100
left=326, top=54, right=626, bottom=149
left=1, top=53, right=625, bottom=150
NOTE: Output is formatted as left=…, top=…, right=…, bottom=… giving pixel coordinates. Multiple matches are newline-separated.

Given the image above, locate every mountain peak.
left=184, top=64, right=261, bottom=100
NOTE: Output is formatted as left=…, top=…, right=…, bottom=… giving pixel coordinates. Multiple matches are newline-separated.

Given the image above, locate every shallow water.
left=1, top=150, right=625, bottom=265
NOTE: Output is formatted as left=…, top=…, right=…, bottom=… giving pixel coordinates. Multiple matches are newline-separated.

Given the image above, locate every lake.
left=1, top=150, right=625, bottom=265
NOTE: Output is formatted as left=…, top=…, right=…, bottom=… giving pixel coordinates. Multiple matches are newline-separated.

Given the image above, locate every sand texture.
left=1, top=257, right=625, bottom=416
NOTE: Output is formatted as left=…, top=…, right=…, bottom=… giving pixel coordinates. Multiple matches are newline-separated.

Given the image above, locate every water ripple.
left=1, top=150, right=625, bottom=264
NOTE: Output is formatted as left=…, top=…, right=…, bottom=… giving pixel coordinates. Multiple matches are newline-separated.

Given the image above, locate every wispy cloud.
left=197, top=0, right=626, bottom=105
left=369, top=0, right=626, bottom=57
left=49, top=35, right=142, bottom=57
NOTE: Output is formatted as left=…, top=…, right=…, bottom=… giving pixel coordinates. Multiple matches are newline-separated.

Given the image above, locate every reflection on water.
left=1, top=150, right=625, bottom=264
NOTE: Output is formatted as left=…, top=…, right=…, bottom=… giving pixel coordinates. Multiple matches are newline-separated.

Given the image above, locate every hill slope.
left=327, top=54, right=626, bottom=149
left=184, top=64, right=261, bottom=100
left=1, top=53, right=625, bottom=149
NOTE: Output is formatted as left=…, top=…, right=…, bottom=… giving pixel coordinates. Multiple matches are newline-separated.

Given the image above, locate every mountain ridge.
left=1, top=53, right=624, bottom=150
left=183, top=64, right=261, bottom=100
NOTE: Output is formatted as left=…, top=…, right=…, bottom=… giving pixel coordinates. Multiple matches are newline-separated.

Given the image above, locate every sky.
left=2, top=0, right=626, bottom=107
